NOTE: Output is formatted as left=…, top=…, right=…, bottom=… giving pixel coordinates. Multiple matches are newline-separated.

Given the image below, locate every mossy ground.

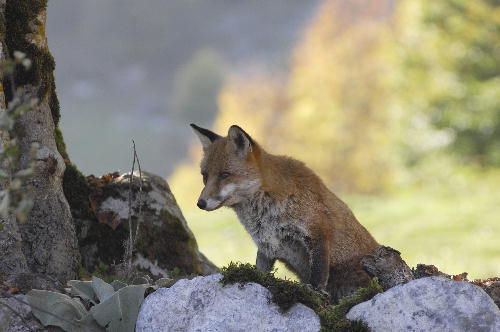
left=78, top=262, right=127, bottom=284
left=220, top=262, right=382, bottom=332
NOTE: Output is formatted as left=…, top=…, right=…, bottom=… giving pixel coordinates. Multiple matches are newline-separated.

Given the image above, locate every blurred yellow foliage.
left=279, top=0, right=399, bottom=193
left=214, top=72, right=287, bottom=148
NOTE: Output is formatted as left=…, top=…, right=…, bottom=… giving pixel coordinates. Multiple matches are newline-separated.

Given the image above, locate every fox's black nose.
left=197, top=199, right=207, bottom=209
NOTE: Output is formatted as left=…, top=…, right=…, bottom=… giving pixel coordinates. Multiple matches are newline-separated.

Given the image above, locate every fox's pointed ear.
left=190, top=124, right=221, bottom=152
left=228, top=125, right=254, bottom=158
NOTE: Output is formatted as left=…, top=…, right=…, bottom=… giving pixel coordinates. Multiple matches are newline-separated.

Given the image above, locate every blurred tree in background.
left=215, top=72, right=287, bottom=148
left=395, top=0, right=500, bottom=166
left=279, top=0, right=398, bottom=193
left=172, top=49, right=226, bottom=126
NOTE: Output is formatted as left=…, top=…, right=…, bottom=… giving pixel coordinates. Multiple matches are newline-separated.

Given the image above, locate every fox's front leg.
left=256, top=249, right=276, bottom=273
left=308, top=235, right=330, bottom=290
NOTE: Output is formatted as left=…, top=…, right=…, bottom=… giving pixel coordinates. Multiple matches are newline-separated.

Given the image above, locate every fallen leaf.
left=9, top=287, right=20, bottom=294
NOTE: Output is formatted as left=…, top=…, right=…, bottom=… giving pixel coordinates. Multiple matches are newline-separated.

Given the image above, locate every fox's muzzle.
left=197, top=180, right=226, bottom=211
left=197, top=199, right=207, bottom=209
left=196, top=191, right=223, bottom=211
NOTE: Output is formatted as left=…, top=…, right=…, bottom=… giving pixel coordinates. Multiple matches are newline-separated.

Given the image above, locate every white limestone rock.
left=136, top=274, right=321, bottom=332
left=346, top=276, right=500, bottom=332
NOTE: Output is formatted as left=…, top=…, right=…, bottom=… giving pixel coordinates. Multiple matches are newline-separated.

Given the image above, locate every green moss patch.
left=63, top=162, right=93, bottom=221
left=318, top=278, right=383, bottom=332
left=221, top=262, right=328, bottom=311
left=135, top=209, right=203, bottom=275
left=220, top=262, right=382, bottom=332
left=55, top=127, right=69, bottom=161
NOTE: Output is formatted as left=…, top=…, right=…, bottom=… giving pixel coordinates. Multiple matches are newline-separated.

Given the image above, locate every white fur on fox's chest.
left=243, top=215, right=286, bottom=255
left=234, top=203, right=309, bottom=264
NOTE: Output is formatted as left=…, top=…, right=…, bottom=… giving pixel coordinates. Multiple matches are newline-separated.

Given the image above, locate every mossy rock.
left=63, top=170, right=218, bottom=279
left=221, top=262, right=383, bottom=332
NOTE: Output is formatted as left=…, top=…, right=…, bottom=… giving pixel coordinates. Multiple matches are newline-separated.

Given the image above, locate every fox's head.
left=190, top=124, right=262, bottom=211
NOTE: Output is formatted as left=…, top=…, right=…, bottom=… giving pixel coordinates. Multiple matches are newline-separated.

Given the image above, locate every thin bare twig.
left=124, top=140, right=137, bottom=280
left=124, top=139, right=144, bottom=281
left=133, top=141, right=143, bottom=247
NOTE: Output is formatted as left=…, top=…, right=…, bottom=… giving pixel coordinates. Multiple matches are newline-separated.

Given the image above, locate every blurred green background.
left=48, top=0, right=499, bottom=279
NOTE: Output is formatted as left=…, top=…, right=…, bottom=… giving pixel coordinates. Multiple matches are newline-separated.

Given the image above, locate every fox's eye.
left=202, top=172, right=208, bottom=184
left=219, top=172, right=230, bottom=180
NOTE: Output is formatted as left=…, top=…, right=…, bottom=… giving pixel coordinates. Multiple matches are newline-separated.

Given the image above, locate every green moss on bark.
left=220, top=262, right=383, bottom=332
left=4, top=0, right=61, bottom=125
left=49, top=78, right=61, bottom=127
left=55, top=127, right=68, bottom=161
left=0, top=6, right=6, bottom=45
left=62, top=163, right=93, bottom=221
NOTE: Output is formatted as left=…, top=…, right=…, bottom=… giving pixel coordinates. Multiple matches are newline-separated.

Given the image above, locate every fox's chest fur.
left=233, top=191, right=312, bottom=282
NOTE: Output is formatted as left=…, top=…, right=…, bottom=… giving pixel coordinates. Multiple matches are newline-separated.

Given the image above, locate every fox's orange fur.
left=191, top=124, right=378, bottom=301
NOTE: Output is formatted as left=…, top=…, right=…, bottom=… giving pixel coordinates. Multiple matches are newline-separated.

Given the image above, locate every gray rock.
left=136, top=274, right=321, bottom=332
left=4, top=273, right=65, bottom=293
left=0, top=295, right=63, bottom=332
left=76, top=171, right=218, bottom=277
left=346, top=276, right=500, bottom=332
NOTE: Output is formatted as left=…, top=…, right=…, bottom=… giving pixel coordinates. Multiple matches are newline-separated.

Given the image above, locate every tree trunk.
left=0, top=0, right=30, bottom=277
left=0, top=0, right=79, bottom=282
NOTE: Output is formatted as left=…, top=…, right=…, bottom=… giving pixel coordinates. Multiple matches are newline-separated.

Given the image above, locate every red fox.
left=191, top=123, right=378, bottom=301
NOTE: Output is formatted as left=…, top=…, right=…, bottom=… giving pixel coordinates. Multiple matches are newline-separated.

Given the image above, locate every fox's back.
left=234, top=151, right=377, bottom=275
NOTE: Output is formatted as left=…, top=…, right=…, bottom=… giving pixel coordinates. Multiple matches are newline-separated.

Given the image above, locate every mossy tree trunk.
left=0, top=0, right=79, bottom=282
left=0, top=0, right=30, bottom=277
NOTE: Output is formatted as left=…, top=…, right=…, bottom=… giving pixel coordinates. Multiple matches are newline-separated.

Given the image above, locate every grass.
left=173, top=168, right=500, bottom=280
